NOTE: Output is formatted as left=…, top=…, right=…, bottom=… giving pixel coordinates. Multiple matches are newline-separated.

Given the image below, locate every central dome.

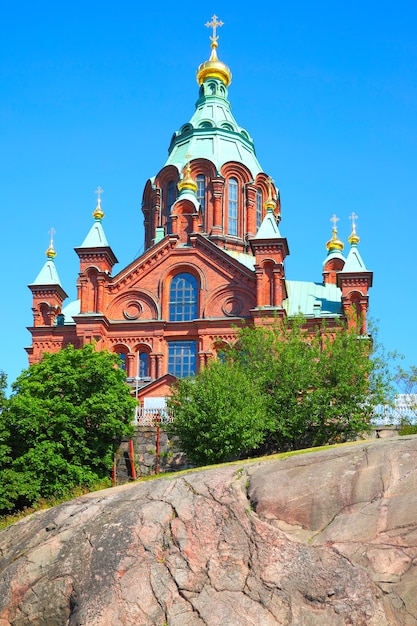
left=196, top=42, right=232, bottom=87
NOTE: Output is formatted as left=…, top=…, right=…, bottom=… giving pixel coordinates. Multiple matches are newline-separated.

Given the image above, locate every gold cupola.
left=45, top=227, right=57, bottom=259
left=93, top=186, right=105, bottom=221
left=178, top=161, right=198, bottom=193
left=264, top=177, right=277, bottom=212
left=348, top=211, right=360, bottom=245
left=326, top=214, right=344, bottom=252
left=196, top=15, right=232, bottom=87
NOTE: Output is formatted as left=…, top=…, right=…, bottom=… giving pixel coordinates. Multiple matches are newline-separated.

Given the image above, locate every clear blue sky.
left=1, top=1, right=416, bottom=390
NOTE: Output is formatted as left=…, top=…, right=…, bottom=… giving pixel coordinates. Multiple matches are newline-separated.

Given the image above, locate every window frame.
left=169, top=272, right=198, bottom=322
left=227, top=177, right=238, bottom=236
left=256, top=189, right=263, bottom=230
left=196, top=174, right=206, bottom=222
left=168, top=340, right=197, bottom=378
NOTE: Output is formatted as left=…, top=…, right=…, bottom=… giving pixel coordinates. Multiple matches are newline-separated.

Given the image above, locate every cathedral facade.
left=27, top=18, right=373, bottom=409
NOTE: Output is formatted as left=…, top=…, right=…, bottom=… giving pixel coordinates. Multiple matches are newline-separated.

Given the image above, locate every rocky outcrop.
left=1, top=436, right=417, bottom=625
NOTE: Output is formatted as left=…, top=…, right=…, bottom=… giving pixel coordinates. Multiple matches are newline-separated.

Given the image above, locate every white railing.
left=372, top=394, right=417, bottom=426
left=133, top=406, right=174, bottom=426
left=132, top=396, right=417, bottom=427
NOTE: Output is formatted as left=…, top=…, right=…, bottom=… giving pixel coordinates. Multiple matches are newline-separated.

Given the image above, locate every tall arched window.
left=166, top=181, right=176, bottom=234
left=116, top=352, right=126, bottom=371
left=256, top=189, right=263, bottom=229
left=228, top=177, right=238, bottom=236
left=139, top=352, right=149, bottom=378
left=196, top=174, right=206, bottom=220
left=169, top=273, right=198, bottom=321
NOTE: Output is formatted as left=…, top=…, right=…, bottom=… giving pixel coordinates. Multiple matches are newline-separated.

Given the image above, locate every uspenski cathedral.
left=27, top=16, right=372, bottom=409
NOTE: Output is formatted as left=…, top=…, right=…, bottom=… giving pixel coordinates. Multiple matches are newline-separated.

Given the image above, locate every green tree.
left=0, top=345, right=136, bottom=513
left=231, top=318, right=391, bottom=451
left=168, top=318, right=392, bottom=465
left=167, top=359, right=273, bottom=464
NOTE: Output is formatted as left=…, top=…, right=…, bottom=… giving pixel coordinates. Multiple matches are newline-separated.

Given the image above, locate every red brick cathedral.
left=27, top=17, right=372, bottom=409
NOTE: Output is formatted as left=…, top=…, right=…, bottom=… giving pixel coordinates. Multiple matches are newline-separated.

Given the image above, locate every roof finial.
left=348, top=212, right=360, bottom=245
left=178, top=153, right=198, bottom=193
left=264, top=177, right=276, bottom=212
left=197, top=15, right=232, bottom=87
left=93, top=186, right=105, bottom=220
left=326, top=214, right=344, bottom=252
left=205, top=14, right=224, bottom=50
left=46, top=227, right=57, bottom=259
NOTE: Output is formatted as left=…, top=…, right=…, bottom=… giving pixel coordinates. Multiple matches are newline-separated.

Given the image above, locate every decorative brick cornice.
left=110, top=237, right=179, bottom=294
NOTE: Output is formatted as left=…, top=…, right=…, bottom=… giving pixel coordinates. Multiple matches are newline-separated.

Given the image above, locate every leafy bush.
left=0, top=345, right=136, bottom=514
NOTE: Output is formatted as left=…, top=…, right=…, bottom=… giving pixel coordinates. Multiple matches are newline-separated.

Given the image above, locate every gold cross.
left=205, top=15, right=224, bottom=43
left=48, top=227, right=55, bottom=246
left=95, top=186, right=104, bottom=200
left=349, top=211, right=358, bottom=232
left=330, top=214, right=339, bottom=230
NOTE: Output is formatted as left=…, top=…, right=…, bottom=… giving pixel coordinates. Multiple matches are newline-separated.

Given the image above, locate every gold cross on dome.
left=330, top=214, right=339, bottom=230
left=205, top=15, right=224, bottom=43
left=349, top=211, right=358, bottom=232
left=48, top=227, right=55, bottom=245
left=95, top=186, right=104, bottom=200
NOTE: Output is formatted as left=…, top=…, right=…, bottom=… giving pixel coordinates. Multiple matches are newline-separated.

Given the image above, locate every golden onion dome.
left=197, top=41, right=232, bottom=87
left=197, top=16, right=231, bottom=87
left=348, top=232, right=360, bottom=245
left=45, top=227, right=57, bottom=259
left=348, top=212, right=360, bottom=245
left=326, top=215, right=344, bottom=252
left=93, top=197, right=105, bottom=221
left=178, top=162, right=198, bottom=193
left=264, top=177, right=276, bottom=212
left=326, top=231, right=344, bottom=252
left=45, top=243, right=56, bottom=259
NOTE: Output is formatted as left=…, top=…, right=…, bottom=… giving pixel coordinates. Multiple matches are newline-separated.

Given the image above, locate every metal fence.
left=133, top=406, right=174, bottom=426
left=372, top=394, right=417, bottom=426
left=132, top=395, right=417, bottom=428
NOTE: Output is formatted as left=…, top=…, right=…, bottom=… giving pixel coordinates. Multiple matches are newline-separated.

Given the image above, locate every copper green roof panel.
left=254, top=212, right=282, bottom=239
left=165, top=78, right=262, bottom=177
left=79, top=220, right=109, bottom=248
left=284, top=280, right=343, bottom=317
left=61, top=299, right=80, bottom=324
left=30, top=259, right=63, bottom=287
left=342, top=244, right=367, bottom=272
left=322, top=249, right=345, bottom=266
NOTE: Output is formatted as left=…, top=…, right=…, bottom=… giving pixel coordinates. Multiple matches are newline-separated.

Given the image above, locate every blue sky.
left=1, top=1, right=416, bottom=390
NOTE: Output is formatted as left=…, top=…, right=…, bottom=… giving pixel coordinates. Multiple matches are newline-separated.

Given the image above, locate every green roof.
left=79, top=220, right=109, bottom=248
left=60, top=299, right=80, bottom=324
left=254, top=211, right=282, bottom=239
left=284, top=280, right=343, bottom=317
left=342, top=243, right=367, bottom=272
left=30, top=258, right=63, bottom=287
left=165, top=78, right=262, bottom=177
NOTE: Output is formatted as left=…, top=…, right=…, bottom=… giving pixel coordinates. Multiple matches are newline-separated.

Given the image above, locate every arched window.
left=116, top=353, right=127, bottom=371
left=196, top=174, right=206, bottom=217
left=166, top=181, right=176, bottom=234
left=169, top=273, right=198, bottom=321
left=256, top=189, right=263, bottom=229
left=139, top=352, right=149, bottom=378
left=228, top=177, right=238, bottom=236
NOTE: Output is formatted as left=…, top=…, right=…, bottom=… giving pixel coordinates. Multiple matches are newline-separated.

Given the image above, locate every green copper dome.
left=165, top=76, right=262, bottom=177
